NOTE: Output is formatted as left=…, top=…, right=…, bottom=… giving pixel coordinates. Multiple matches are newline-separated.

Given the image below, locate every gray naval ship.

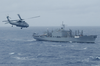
left=33, top=23, right=97, bottom=43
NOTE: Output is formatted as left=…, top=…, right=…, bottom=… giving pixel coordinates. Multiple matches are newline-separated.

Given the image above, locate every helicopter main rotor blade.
left=18, top=14, right=23, bottom=20
left=10, top=20, right=18, bottom=21
left=2, top=20, right=19, bottom=22
left=2, top=20, right=8, bottom=22
left=28, top=16, right=40, bottom=19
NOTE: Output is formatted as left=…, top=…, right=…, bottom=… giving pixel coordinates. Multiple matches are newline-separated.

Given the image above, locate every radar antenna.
left=61, top=21, right=65, bottom=29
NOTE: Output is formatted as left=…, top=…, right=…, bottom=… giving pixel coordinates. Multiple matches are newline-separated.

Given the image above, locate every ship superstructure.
left=33, top=23, right=97, bottom=43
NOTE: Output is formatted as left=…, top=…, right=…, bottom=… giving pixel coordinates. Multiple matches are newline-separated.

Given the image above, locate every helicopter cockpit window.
left=18, top=21, right=21, bottom=22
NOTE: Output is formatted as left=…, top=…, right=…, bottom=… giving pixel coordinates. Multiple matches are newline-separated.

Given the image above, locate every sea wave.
left=13, top=56, right=36, bottom=60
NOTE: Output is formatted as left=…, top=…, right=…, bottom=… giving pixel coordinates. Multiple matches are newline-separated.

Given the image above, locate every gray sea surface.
left=0, top=26, right=100, bottom=66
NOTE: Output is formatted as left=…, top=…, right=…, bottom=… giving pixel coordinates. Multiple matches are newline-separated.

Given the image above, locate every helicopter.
left=2, top=14, right=40, bottom=29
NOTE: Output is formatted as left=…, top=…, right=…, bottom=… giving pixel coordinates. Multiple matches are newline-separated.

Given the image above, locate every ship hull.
left=33, top=35, right=97, bottom=43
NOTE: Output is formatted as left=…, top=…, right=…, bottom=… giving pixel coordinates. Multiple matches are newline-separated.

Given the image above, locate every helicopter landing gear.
left=21, top=27, right=22, bottom=29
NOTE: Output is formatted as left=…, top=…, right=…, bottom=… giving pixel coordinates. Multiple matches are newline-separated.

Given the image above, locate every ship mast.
left=61, top=21, right=65, bottom=29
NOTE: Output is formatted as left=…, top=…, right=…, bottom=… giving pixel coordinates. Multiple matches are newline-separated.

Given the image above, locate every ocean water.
left=0, top=26, right=100, bottom=66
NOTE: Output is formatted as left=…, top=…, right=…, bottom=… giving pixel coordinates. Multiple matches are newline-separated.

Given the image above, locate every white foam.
left=27, top=39, right=36, bottom=41
left=91, top=65, right=100, bottom=66
left=14, top=57, right=22, bottom=60
left=82, top=58, right=90, bottom=62
left=96, top=56, right=100, bottom=60
left=83, top=47, right=87, bottom=50
left=71, top=45, right=74, bottom=47
left=69, top=41, right=72, bottom=43
left=13, top=56, right=36, bottom=60
left=12, top=39, right=24, bottom=41
left=18, top=53, right=21, bottom=55
left=50, top=45, right=62, bottom=47
left=9, top=52, right=15, bottom=55
left=89, top=56, right=94, bottom=58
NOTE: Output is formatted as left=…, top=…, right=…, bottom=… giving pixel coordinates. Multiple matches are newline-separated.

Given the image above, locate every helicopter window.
left=19, top=20, right=21, bottom=22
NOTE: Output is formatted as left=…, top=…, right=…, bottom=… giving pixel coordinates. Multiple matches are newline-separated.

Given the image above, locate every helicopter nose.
left=27, top=24, right=29, bottom=27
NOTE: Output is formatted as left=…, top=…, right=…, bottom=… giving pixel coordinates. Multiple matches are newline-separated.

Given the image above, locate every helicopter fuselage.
left=10, top=21, right=29, bottom=28
left=5, top=15, right=29, bottom=29
left=3, top=14, right=39, bottom=29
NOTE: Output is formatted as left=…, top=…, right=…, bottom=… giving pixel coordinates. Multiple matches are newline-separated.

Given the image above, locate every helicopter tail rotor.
left=2, top=16, right=10, bottom=24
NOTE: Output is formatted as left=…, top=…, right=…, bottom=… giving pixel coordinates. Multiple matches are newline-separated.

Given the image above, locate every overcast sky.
left=0, top=0, right=100, bottom=27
